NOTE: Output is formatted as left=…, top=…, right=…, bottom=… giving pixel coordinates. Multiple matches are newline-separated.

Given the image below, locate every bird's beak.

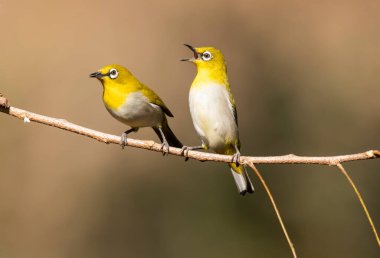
left=181, top=44, right=199, bottom=62
left=89, top=71, right=103, bottom=79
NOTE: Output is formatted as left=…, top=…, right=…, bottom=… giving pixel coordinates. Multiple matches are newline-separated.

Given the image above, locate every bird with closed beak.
left=90, top=64, right=182, bottom=153
left=181, top=45, right=254, bottom=195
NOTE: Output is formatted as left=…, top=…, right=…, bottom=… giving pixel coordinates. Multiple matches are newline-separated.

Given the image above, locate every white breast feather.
left=106, top=91, right=164, bottom=128
left=189, top=83, right=238, bottom=152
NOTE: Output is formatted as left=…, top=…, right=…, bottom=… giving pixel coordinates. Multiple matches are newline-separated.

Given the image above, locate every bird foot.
left=120, top=132, right=128, bottom=149
left=180, top=145, right=204, bottom=162
left=160, top=142, right=170, bottom=156
left=180, top=146, right=191, bottom=161
left=231, top=152, right=241, bottom=166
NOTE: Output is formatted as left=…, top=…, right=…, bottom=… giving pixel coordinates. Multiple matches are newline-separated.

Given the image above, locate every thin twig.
left=0, top=100, right=379, bottom=166
left=336, top=163, right=380, bottom=247
left=248, top=163, right=297, bottom=258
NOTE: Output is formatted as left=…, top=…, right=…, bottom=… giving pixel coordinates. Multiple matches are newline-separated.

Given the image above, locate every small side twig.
left=248, top=162, right=297, bottom=258
left=336, top=163, right=380, bottom=247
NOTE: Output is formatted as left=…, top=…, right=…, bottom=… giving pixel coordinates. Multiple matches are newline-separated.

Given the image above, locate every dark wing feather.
left=141, top=84, right=174, bottom=117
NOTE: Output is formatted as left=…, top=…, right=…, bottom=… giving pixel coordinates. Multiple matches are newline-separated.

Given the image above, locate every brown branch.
left=248, top=163, right=297, bottom=258
left=0, top=98, right=379, bottom=166
left=336, top=163, right=380, bottom=247
left=1, top=96, right=380, bottom=252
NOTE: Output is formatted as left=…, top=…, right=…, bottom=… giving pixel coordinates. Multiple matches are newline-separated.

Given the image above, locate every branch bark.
left=1, top=98, right=379, bottom=165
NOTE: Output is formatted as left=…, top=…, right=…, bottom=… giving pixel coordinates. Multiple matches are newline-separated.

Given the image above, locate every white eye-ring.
left=201, top=51, right=213, bottom=61
left=109, top=68, right=119, bottom=79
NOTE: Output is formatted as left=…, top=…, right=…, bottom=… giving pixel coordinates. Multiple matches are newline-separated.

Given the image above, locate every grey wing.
left=228, top=92, right=241, bottom=149
left=227, top=89, right=238, bottom=127
left=232, top=104, right=238, bottom=127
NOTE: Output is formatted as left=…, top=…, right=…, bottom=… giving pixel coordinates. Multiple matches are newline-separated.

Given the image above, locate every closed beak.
left=89, top=72, right=103, bottom=78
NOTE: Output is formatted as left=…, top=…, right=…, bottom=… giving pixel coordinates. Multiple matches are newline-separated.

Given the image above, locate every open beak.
left=181, top=44, right=199, bottom=61
left=89, top=71, right=103, bottom=79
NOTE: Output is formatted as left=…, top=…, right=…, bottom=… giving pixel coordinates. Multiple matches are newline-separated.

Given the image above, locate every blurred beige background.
left=0, top=0, right=379, bottom=257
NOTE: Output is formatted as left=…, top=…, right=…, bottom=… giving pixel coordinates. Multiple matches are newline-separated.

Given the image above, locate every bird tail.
left=229, top=163, right=254, bottom=196
left=153, top=121, right=183, bottom=148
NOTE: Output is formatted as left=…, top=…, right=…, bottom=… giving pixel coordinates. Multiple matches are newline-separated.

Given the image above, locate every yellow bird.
left=90, top=64, right=182, bottom=153
left=182, top=45, right=254, bottom=195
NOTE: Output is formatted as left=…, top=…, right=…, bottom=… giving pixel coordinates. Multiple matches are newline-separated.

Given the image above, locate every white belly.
left=189, top=83, right=238, bottom=152
left=106, top=91, right=164, bottom=128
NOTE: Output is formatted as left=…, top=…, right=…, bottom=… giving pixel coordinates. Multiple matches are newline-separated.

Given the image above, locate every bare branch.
left=248, top=163, right=297, bottom=258
left=336, top=163, right=380, bottom=247
left=1, top=99, right=379, bottom=166
left=1, top=96, right=379, bottom=252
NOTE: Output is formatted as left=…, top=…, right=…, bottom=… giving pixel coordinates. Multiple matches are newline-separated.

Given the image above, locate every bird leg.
left=232, top=145, right=241, bottom=166
left=180, top=145, right=204, bottom=161
left=120, top=128, right=137, bottom=149
left=157, top=127, right=170, bottom=155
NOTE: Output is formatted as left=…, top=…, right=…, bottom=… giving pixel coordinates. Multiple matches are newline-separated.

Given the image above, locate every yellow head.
left=90, top=64, right=140, bottom=86
left=182, top=44, right=228, bottom=85
left=90, top=64, right=142, bottom=110
left=182, top=45, right=226, bottom=69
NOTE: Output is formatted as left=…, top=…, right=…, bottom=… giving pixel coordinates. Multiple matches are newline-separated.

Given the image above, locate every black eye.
left=109, top=68, right=118, bottom=79
left=202, top=51, right=212, bottom=61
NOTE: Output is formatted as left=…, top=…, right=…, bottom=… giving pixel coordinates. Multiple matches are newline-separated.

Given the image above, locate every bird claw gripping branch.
left=231, top=152, right=241, bottom=167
